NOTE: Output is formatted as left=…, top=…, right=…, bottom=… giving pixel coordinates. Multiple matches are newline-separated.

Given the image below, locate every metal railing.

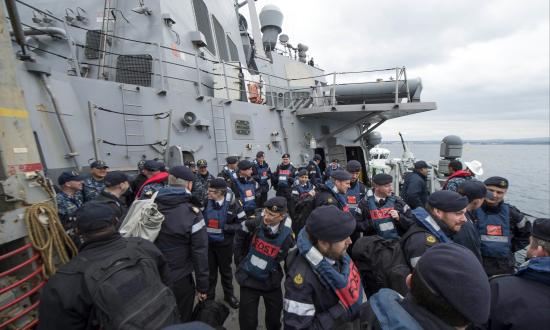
left=10, top=0, right=413, bottom=110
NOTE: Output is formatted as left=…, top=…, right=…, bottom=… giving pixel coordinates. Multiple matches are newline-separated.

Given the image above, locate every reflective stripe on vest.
left=203, top=198, right=230, bottom=242
left=278, top=169, right=291, bottom=187
left=367, top=195, right=399, bottom=240
left=475, top=204, right=511, bottom=258
left=234, top=179, right=256, bottom=213
left=241, top=222, right=292, bottom=280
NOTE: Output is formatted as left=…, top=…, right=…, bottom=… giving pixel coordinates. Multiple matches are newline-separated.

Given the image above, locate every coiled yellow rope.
left=24, top=202, right=78, bottom=278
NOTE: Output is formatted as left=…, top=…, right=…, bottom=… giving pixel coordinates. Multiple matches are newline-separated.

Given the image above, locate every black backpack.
left=75, top=240, right=179, bottom=330
left=351, top=235, right=411, bottom=297
left=291, top=196, right=315, bottom=234
left=192, top=300, right=229, bottom=329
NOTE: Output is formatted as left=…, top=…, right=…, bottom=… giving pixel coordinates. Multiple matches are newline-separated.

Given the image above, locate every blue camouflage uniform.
left=82, top=177, right=106, bottom=202
left=56, top=190, right=84, bottom=231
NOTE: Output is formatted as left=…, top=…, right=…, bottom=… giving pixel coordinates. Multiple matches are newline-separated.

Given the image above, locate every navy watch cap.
left=414, top=160, right=431, bottom=169
left=313, top=154, right=322, bottom=161
left=427, top=190, right=469, bottom=212
left=306, top=205, right=356, bottom=243
left=104, top=171, right=129, bottom=187
left=256, top=151, right=265, bottom=158
left=238, top=159, right=254, bottom=170
left=144, top=160, right=162, bottom=171
left=457, top=180, right=493, bottom=202
left=226, top=156, right=238, bottom=165
left=170, top=165, right=195, bottom=181
left=415, top=243, right=491, bottom=324
left=331, top=170, right=352, bottom=181
left=484, top=176, right=509, bottom=189
left=209, top=178, right=227, bottom=189
left=346, top=160, right=362, bottom=172
left=76, top=201, right=118, bottom=233
left=372, top=173, right=393, bottom=185
left=58, top=171, right=84, bottom=185
left=298, top=169, right=308, bottom=177
left=532, top=218, right=550, bottom=241
left=264, top=196, right=287, bottom=213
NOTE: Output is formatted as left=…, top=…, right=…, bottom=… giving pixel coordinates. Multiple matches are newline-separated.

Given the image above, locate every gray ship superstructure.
left=0, top=0, right=436, bottom=327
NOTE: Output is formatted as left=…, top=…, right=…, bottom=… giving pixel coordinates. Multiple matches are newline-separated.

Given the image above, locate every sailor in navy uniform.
left=56, top=171, right=85, bottom=241
left=488, top=218, right=550, bottom=329
left=272, top=153, right=297, bottom=204
left=306, top=154, right=323, bottom=186
left=232, top=160, right=261, bottom=217
left=82, top=160, right=108, bottom=202
left=252, top=151, right=272, bottom=208
left=475, top=176, right=531, bottom=276
left=218, top=156, right=239, bottom=187
left=344, top=160, right=367, bottom=214
left=234, top=197, right=295, bottom=330
left=284, top=205, right=365, bottom=329
left=323, top=159, right=342, bottom=182
left=401, top=190, right=469, bottom=268
left=314, top=170, right=352, bottom=212
left=291, top=169, right=315, bottom=202
left=196, top=159, right=215, bottom=202
left=355, top=173, right=413, bottom=240
left=202, top=178, right=245, bottom=309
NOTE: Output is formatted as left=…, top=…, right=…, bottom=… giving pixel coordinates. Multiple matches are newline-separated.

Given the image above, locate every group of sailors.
left=39, top=152, right=549, bottom=330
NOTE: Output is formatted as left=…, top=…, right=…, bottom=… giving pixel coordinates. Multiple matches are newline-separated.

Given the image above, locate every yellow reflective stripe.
left=0, top=107, right=29, bottom=119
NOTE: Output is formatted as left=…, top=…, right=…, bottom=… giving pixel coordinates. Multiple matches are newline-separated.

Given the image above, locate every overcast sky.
left=248, top=0, right=549, bottom=140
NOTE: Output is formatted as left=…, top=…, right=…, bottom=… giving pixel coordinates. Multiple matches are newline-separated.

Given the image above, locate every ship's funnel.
left=259, top=4, right=283, bottom=52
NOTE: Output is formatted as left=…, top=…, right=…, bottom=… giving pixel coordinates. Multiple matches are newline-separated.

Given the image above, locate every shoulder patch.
left=191, top=206, right=200, bottom=214
left=293, top=273, right=304, bottom=286
left=327, top=197, right=333, bottom=203
left=425, top=234, right=437, bottom=245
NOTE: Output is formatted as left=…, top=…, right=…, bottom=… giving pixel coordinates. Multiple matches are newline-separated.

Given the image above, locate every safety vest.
left=234, top=178, right=256, bottom=213
left=366, top=194, right=399, bottom=240
left=203, top=196, right=230, bottom=243
left=277, top=168, right=293, bottom=188
left=325, top=181, right=350, bottom=213
left=334, top=259, right=363, bottom=313
left=242, top=221, right=292, bottom=280
left=254, top=161, right=270, bottom=186
left=346, top=182, right=363, bottom=212
left=475, top=204, right=511, bottom=258
left=411, top=207, right=451, bottom=243
left=293, top=182, right=314, bottom=199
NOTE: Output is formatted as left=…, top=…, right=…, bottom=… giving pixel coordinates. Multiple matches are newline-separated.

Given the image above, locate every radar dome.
left=259, top=5, right=284, bottom=51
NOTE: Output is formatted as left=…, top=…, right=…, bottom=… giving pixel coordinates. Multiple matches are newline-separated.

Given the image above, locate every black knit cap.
left=331, top=170, right=352, bottom=181
left=298, top=169, right=308, bottom=177
left=170, top=165, right=195, bottom=181
left=415, top=243, right=491, bottom=324
left=104, top=171, right=129, bottom=187
left=306, top=205, right=356, bottom=243
left=256, top=151, right=265, bottom=158
left=484, top=176, right=509, bottom=189
left=457, top=180, right=493, bottom=202
left=226, top=156, right=238, bottom=165
left=372, top=173, right=393, bottom=185
left=532, top=218, right=550, bottom=242
left=209, top=178, right=227, bottom=189
left=76, top=201, right=118, bottom=233
left=427, top=190, right=469, bottom=212
left=238, top=159, right=254, bottom=170
left=264, top=196, right=287, bottom=213
left=346, top=160, right=362, bottom=172
left=313, top=154, right=322, bottom=161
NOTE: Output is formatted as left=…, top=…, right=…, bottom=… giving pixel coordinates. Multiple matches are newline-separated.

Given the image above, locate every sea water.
left=381, top=143, right=550, bottom=218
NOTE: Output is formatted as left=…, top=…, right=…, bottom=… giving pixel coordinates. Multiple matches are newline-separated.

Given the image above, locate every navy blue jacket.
left=401, top=171, right=428, bottom=209
left=154, top=188, right=209, bottom=293
left=488, top=257, right=550, bottom=329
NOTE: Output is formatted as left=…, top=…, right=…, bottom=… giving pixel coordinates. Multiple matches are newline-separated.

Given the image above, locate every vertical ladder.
left=98, top=0, right=118, bottom=80
left=210, top=103, right=229, bottom=172
left=120, top=85, right=145, bottom=158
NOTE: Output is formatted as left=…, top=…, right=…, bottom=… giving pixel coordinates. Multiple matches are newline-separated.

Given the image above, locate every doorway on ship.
left=314, top=147, right=327, bottom=174
left=345, top=146, right=368, bottom=185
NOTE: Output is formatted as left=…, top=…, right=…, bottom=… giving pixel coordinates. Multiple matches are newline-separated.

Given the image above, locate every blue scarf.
left=297, top=229, right=364, bottom=316
left=325, top=181, right=348, bottom=209
left=411, top=208, right=451, bottom=243
left=516, top=256, right=550, bottom=286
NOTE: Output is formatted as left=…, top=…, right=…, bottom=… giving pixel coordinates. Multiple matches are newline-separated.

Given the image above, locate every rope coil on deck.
left=24, top=202, right=78, bottom=278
